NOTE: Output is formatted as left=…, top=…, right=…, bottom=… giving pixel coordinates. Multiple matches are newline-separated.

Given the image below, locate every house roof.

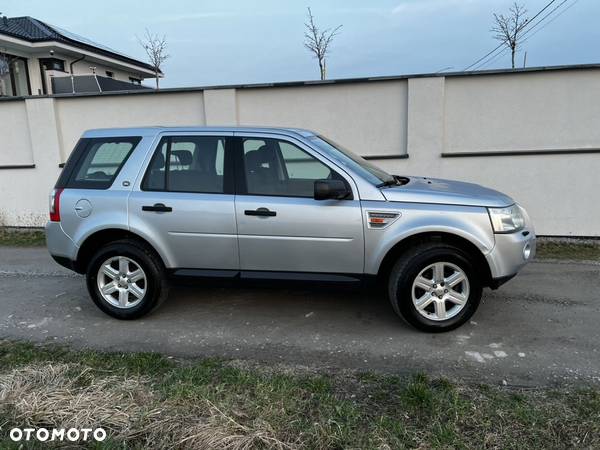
left=0, top=16, right=159, bottom=74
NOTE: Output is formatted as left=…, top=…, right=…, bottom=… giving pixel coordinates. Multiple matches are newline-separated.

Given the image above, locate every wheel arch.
left=74, top=228, right=167, bottom=274
left=376, top=231, right=493, bottom=287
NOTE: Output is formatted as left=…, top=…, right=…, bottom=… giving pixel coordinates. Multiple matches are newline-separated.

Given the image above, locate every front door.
left=128, top=133, right=238, bottom=271
left=234, top=135, right=364, bottom=275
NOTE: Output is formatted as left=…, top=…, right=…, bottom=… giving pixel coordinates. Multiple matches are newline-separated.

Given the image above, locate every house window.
left=39, top=58, right=66, bottom=72
left=0, top=52, right=31, bottom=97
left=129, top=77, right=141, bottom=85
left=105, top=71, right=114, bottom=78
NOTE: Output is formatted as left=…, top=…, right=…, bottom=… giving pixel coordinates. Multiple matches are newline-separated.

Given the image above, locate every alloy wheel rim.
left=411, top=261, right=470, bottom=321
left=97, top=256, right=147, bottom=309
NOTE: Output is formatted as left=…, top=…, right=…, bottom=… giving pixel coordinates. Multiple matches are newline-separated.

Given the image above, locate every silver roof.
left=82, top=126, right=318, bottom=139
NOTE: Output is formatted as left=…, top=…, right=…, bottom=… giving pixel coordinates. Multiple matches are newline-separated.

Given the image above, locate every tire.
left=388, top=242, right=482, bottom=332
left=86, top=239, right=169, bottom=320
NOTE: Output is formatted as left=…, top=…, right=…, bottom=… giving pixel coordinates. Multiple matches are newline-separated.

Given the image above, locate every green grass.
left=0, top=228, right=46, bottom=246
left=536, top=241, right=600, bottom=260
left=0, top=341, right=599, bottom=449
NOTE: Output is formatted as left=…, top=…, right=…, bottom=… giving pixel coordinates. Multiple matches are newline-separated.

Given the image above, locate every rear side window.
left=142, top=136, right=227, bottom=194
left=57, top=137, right=141, bottom=189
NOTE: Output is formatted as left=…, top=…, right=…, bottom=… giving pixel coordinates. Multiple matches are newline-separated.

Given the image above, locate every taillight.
left=49, top=188, right=64, bottom=222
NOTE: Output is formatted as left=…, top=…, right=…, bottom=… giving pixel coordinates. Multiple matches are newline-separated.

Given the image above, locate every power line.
left=463, top=44, right=505, bottom=72
left=520, top=0, right=571, bottom=40
left=520, top=0, right=579, bottom=45
left=472, top=47, right=510, bottom=71
left=469, top=40, right=510, bottom=71
left=524, top=0, right=562, bottom=23
left=472, top=0, right=578, bottom=71
left=463, top=0, right=563, bottom=71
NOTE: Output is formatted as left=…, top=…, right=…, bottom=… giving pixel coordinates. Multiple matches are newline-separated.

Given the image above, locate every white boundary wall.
left=1, top=67, right=599, bottom=236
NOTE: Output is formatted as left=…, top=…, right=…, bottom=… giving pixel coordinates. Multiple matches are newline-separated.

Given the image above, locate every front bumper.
left=485, top=229, right=536, bottom=285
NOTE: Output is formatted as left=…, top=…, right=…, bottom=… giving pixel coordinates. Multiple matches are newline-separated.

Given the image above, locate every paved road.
left=1, top=246, right=599, bottom=386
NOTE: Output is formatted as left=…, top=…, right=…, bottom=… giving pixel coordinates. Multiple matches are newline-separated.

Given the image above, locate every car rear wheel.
left=388, top=242, right=482, bottom=332
left=86, top=240, right=169, bottom=319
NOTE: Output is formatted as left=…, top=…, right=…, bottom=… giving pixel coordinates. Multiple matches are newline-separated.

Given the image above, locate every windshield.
left=308, top=136, right=394, bottom=185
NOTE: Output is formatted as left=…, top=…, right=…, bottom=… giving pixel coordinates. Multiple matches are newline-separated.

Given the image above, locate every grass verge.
left=0, top=228, right=46, bottom=247
left=536, top=240, right=600, bottom=261
left=0, top=341, right=598, bottom=449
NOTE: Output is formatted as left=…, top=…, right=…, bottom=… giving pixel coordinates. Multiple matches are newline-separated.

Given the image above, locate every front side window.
left=308, top=135, right=394, bottom=186
left=64, top=137, right=141, bottom=189
left=242, top=138, right=343, bottom=198
left=143, top=136, right=226, bottom=194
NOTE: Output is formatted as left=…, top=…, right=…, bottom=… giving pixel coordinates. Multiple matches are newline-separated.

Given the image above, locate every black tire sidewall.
left=86, top=242, right=163, bottom=320
left=391, top=246, right=482, bottom=332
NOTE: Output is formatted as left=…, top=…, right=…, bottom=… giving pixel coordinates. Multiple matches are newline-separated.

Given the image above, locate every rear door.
left=128, top=132, right=238, bottom=271
left=233, top=133, right=364, bottom=275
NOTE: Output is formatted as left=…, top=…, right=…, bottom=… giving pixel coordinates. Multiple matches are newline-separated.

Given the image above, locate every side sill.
left=171, top=269, right=239, bottom=279
left=240, top=271, right=362, bottom=283
left=168, top=269, right=363, bottom=284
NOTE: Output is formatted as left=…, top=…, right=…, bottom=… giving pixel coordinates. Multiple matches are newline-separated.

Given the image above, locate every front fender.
left=362, top=201, right=495, bottom=275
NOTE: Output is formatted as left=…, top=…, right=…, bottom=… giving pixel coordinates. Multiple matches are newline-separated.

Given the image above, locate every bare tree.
left=138, top=29, right=169, bottom=89
left=491, top=2, right=529, bottom=69
left=304, top=7, right=342, bottom=80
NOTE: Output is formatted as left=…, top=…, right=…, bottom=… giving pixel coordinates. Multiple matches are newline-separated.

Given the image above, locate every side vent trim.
left=367, top=211, right=401, bottom=229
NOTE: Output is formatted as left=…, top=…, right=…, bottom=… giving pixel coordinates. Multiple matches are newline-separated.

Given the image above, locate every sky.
left=2, top=0, right=598, bottom=88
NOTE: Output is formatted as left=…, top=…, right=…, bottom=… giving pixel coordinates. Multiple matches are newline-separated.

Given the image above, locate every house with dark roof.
left=0, top=15, right=162, bottom=96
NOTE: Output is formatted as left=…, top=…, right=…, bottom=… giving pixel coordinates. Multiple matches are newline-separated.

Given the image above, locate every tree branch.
left=491, top=2, right=528, bottom=68
left=303, top=7, right=342, bottom=80
left=137, top=28, right=170, bottom=89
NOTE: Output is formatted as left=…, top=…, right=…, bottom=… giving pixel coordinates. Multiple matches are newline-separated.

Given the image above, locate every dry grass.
left=0, top=363, right=294, bottom=449
left=0, top=364, right=152, bottom=431
left=0, top=342, right=599, bottom=449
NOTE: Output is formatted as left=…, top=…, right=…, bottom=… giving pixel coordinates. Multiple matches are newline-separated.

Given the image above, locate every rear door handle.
left=142, top=203, right=172, bottom=212
left=245, top=208, right=276, bottom=217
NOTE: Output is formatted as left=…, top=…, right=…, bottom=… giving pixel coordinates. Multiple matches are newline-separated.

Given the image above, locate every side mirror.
left=314, top=179, right=350, bottom=200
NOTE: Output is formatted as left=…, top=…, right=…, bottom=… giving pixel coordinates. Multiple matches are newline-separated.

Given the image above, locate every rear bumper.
left=51, top=254, right=77, bottom=271
left=45, top=221, right=78, bottom=271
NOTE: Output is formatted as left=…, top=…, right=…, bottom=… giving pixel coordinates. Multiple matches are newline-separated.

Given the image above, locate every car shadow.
left=157, top=280, right=406, bottom=330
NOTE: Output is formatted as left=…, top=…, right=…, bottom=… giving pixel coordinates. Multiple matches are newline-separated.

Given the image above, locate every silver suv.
left=46, top=127, right=535, bottom=332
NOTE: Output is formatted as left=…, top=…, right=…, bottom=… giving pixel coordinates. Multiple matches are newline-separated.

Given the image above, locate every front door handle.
left=142, top=203, right=173, bottom=212
left=245, top=208, right=276, bottom=217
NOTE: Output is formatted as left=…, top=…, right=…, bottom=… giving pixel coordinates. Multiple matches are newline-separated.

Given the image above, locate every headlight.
left=488, top=204, right=525, bottom=233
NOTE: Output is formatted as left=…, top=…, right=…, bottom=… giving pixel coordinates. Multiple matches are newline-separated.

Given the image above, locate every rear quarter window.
left=57, top=137, right=141, bottom=189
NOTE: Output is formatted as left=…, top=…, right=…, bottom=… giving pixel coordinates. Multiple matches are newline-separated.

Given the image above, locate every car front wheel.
left=388, top=242, right=482, bottom=332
